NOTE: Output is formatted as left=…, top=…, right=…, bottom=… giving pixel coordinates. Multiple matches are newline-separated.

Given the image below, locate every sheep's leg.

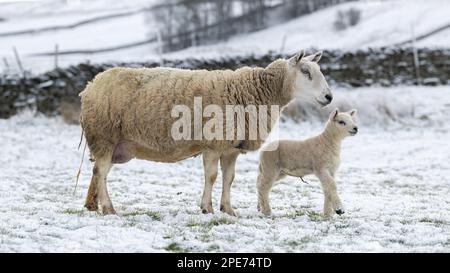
left=84, top=174, right=99, bottom=211
left=316, top=170, right=344, bottom=217
left=93, top=158, right=115, bottom=215
left=200, top=150, right=221, bottom=214
left=219, top=151, right=239, bottom=216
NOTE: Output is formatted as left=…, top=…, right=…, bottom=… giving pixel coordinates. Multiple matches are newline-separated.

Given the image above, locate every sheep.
left=79, top=50, right=333, bottom=216
left=256, top=108, right=358, bottom=217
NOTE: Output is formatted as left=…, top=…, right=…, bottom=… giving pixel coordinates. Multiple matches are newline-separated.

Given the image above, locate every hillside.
left=168, top=0, right=450, bottom=58
left=0, top=0, right=449, bottom=73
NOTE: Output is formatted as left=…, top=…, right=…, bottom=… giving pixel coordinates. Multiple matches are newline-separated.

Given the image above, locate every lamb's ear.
left=291, top=50, right=305, bottom=64
left=305, top=51, right=323, bottom=63
left=349, top=109, right=357, bottom=116
left=329, top=108, right=339, bottom=120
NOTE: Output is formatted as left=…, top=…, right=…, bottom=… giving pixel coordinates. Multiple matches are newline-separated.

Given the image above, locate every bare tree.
left=149, top=0, right=355, bottom=52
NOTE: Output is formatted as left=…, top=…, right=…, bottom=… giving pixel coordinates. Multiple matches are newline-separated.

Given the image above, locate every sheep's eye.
left=300, top=68, right=312, bottom=80
left=338, top=120, right=346, bottom=126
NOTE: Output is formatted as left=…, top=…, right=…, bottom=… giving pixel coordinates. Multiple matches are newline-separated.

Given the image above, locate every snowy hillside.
left=0, top=0, right=158, bottom=73
left=1, top=0, right=449, bottom=74
left=169, top=0, right=450, bottom=58
left=0, top=86, right=449, bottom=252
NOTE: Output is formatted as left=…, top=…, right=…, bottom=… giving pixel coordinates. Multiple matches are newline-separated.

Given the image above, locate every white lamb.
left=256, top=108, right=358, bottom=217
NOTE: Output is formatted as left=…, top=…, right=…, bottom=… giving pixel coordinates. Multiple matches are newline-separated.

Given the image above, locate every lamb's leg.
left=316, top=170, right=344, bottom=217
left=94, top=158, right=115, bottom=215
left=219, top=151, right=239, bottom=216
left=257, top=173, right=276, bottom=216
left=200, top=150, right=220, bottom=214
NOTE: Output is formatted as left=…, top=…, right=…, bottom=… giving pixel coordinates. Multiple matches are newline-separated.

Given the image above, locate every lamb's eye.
left=338, top=120, right=346, bottom=126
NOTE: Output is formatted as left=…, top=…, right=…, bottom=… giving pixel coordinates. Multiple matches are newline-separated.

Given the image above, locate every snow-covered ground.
left=1, top=0, right=449, bottom=74
left=1, top=86, right=449, bottom=252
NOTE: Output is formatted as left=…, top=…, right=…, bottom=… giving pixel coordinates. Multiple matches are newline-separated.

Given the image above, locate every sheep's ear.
left=330, top=108, right=339, bottom=120
left=291, top=50, right=305, bottom=64
left=349, top=109, right=357, bottom=116
left=305, top=51, right=323, bottom=63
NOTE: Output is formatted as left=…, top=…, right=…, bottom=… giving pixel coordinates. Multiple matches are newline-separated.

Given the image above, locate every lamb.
left=257, top=108, right=358, bottom=217
left=79, top=50, right=333, bottom=216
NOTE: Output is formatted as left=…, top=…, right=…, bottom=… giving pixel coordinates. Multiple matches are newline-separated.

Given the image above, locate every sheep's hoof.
left=220, top=205, right=236, bottom=217
left=102, top=206, right=117, bottom=215
left=84, top=202, right=98, bottom=212
left=257, top=203, right=271, bottom=216
left=335, top=209, right=345, bottom=215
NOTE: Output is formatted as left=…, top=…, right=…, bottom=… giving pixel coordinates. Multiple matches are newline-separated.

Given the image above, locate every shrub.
left=334, top=7, right=361, bottom=31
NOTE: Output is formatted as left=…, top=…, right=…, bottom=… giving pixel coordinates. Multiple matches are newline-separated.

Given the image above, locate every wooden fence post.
left=54, top=44, right=59, bottom=69
left=411, top=25, right=421, bottom=85
left=12, top=46, right=25, bottom=77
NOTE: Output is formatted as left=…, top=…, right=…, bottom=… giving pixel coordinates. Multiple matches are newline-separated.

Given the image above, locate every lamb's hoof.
left=201, top=205, right=214, bottom=214
left=102, top=206, right=117, bottom=215
left=84, top=202, right=98, bottom=212
left=201, top=208, right=214, bottom=214
left=335, top=209, right=345, bottom=215
left=261, top=210, right=271, bottom=217
left=220, top=205, right=236, bottom=217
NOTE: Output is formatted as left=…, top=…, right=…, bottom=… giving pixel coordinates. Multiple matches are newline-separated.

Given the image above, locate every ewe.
left=79, top=50, right=333, bottom=215
left=257, top=109, right=358, bottom=217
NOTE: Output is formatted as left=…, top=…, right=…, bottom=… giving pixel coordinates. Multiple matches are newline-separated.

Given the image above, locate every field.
left=1, top=86, right=449, bottom=252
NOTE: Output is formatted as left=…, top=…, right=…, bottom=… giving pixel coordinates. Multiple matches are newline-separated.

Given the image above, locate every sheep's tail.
left=74, top=129, right=87, bottom=195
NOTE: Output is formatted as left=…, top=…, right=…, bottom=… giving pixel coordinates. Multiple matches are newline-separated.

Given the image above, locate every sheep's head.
left=328, top=108, right=358, bottom=137
left=288, top=50, right=332, bottom=107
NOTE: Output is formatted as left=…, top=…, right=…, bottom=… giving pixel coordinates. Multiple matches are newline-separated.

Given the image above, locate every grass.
left=388, top=239, right=406, bottom=245
left=400, top=219, right=413, bottom=225
left=307, top=211, right=324, bottom=222
left=419, top=217, right=447, bottom=226
left=61, top=208, right=85, bottom=216
left=122, top=209, right=162, bottom=221
left=165, top=242, right=184, bottom=252
left=207, top=244, right=220, bottom=251
left=285, top=209, right=307, bottom=218
left=334, top=222, right=351, bottom=229
left=287, top=236, right=316, bottom=249
left=206, top=216, right=235, bottom=227
left=186, top=216, right=235, bottom=229
left=284, top=209, right=325, bottom=222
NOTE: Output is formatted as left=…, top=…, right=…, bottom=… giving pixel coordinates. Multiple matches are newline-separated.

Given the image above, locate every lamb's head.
left=327, top=108, right=358, bottom=138
left=287, top=50, right=332, bottom=107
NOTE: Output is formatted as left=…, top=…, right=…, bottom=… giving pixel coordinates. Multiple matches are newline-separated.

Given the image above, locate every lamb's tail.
left=74, top=129, right=87, bottom=195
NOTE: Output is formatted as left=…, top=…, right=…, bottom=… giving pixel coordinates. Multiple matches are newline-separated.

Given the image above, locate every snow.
left=166, top=0, right=450, bottom=58
left=416, top=28, right=450, bottom=48
left=1, top=0, right=449, bottom=74
left=0, top=0, right=152, bottom=18
left=0, top=0, right=158, bottom=73
left=0, top=86, right=449, bottom=252
left=0, top=11, right=153, bottom=72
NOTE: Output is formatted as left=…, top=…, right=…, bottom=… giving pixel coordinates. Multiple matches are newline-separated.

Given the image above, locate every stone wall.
left=0, top=48, right=448, bottom=119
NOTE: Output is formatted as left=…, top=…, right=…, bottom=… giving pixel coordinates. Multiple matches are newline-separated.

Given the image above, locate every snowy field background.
left=1, top=0, right=450, bottom=73
left=1, top=86, right=449, bottom=252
